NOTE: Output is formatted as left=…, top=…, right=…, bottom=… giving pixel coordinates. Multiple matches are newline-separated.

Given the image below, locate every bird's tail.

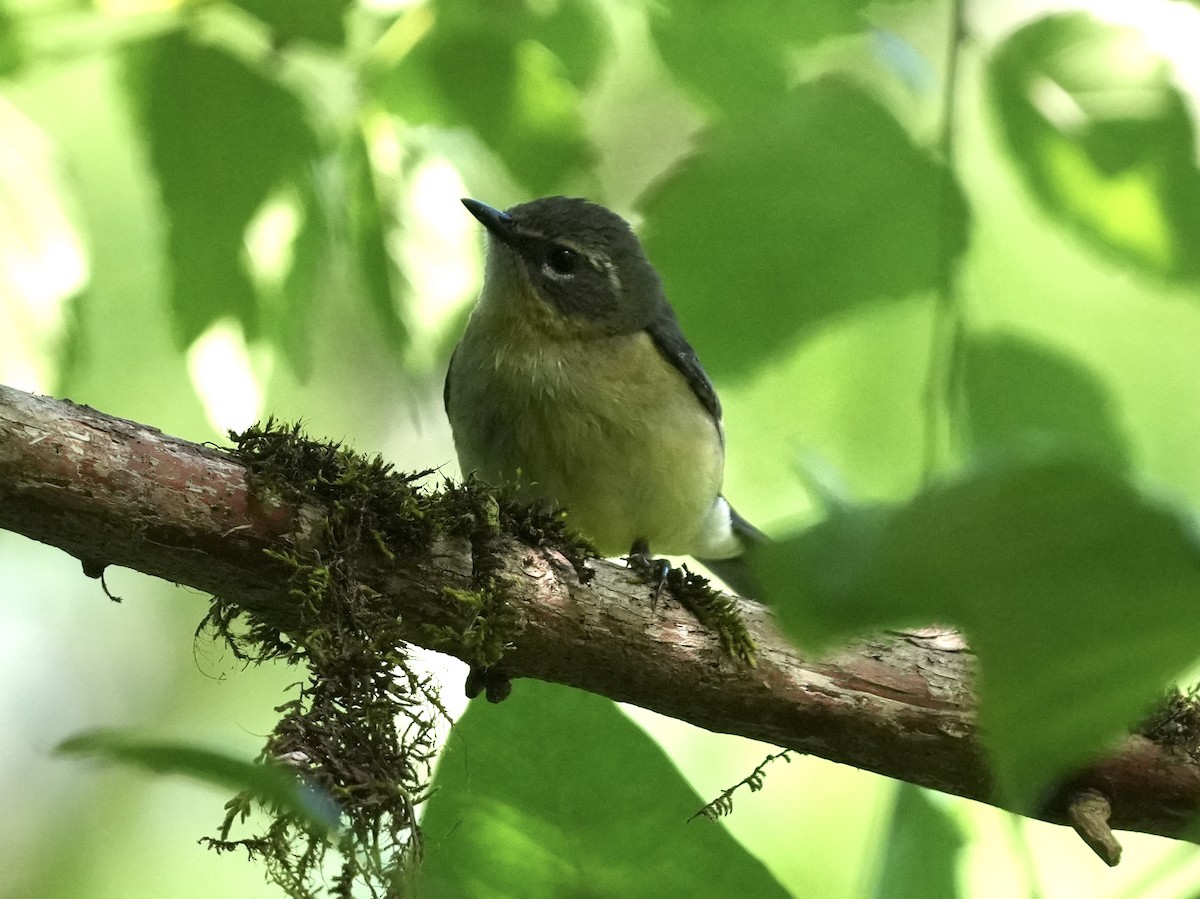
left=697, top=501, right=765, bottom=598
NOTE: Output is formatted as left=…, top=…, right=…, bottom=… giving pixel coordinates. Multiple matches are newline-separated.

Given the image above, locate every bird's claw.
left=626, top=539, right=673, bottom=609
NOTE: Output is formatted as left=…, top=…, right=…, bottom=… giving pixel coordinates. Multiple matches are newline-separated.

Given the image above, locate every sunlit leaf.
left=641, top=78, right=967, bottom=379
left=123, top=29, right=318, bottom=345
left=871, top=28, right=936, bottom=95
left=0, top=96, right=88, bottom=392
left=989, top=12, right=1200, bottom=281
left=368, top=0, right=600, bottom=193
left=757, top=459, right=1200, bottom=810
left=58, top=730, right=340, bottom=835
left=964, top=332, right=1130, bottom=471
left=871, top=785, right=962, bottom=899
left=229, top=0, right=352, bottom=48
left=649, top=0, right=870, bottom=113
left=420, top=681, right=790, bottom=898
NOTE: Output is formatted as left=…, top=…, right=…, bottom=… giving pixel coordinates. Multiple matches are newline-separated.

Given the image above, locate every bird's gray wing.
left=443, top=345, right=458, bottom=414
left=644, top=304, right=722, bottom=427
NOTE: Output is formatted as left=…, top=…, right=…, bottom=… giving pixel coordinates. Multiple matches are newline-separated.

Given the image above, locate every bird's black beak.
left=462, top=198, right=515, bottom=244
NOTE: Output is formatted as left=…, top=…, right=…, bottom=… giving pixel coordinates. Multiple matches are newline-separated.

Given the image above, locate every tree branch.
left=2, top=383, right=1198, bottom=859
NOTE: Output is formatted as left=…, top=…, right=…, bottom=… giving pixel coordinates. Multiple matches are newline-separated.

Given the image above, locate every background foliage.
left=5, top=0, right=1200, bottom=896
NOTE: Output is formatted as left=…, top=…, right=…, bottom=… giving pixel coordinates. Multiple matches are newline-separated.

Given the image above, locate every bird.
left=444, top=195, right=761, bottom=597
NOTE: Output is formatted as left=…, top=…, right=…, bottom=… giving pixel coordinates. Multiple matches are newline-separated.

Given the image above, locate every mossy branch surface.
left=198, top=420, right=597, bottom=897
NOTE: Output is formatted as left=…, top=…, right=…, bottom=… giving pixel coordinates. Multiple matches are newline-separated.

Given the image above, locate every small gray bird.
left=445, top=196, right=761, bottom=596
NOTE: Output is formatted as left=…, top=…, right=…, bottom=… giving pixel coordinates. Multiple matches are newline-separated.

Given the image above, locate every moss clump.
left=429, top=583, right=515, bottom=668
left=428, top=477, right=593, bottom=697
left=200, top=420, right=595, bottom=899
left=200, top=421, right=446, bottom=898
left=1139, top=686, right=1200, bottom=761
left=439, top=475, right=596, bottom=582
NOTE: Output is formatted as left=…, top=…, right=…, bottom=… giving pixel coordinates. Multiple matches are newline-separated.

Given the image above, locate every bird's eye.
left=546, top=247, right=579, bottom=275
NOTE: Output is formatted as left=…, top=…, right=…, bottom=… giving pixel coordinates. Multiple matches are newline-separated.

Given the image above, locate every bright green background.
left=5, top=0, right=1200, bottom=896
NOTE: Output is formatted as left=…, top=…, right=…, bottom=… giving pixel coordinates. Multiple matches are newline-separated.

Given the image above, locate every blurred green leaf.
left=420, top=681, right=790, bottom=898
left=872, top=785, right=963, bottom=899
left=528, top=0, right=609, bottom=89
left=58, top=730, right=340, bottom=835
left=346, top=131, right=408, bottom=354
left=369, top=0, right=602, bottom=193
left=649, top=0, right=870, bottom=113
left=0, top=2, right=23, bottom=77
left=124, top=29, right=318, bottom=345
left=641, top=77, right=967, bottom=379
left=275, top=183, right=329, bottom=379
left=871, top=28, right=936, bottom=95
left=989, top=12, right=1200, bottom=281
left=964, top=332, right=1130, bottom=470
left=757, top=458, right=1200, bottom=810
left=229, top=0, right=352, bottom=48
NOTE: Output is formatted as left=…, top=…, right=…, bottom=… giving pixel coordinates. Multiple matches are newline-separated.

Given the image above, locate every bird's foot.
left=625, top=538, right=673, bottom=608
left=465, top=665, right=513, bottom=703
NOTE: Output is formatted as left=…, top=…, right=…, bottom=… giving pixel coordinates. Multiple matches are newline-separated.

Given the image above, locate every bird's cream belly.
left=449, top=331, right=724, bottom=556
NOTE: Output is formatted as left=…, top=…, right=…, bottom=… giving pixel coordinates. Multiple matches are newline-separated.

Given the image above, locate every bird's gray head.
left=462, top=196, right=665, bottom=338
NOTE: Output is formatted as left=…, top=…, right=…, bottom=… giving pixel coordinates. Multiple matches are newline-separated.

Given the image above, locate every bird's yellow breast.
left=447, top=314, right=725, bottom=557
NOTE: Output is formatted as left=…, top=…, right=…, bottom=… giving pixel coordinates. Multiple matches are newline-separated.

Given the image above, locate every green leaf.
left=346, top=131, right=408, bottom=354
left=649, top=0, right=870, bottom=113
left=989, top=12, right=1200, bottom=281
left=757, top=459, right=1200, bottom=810
left=527, top=0, right=609, bottom=89
left=368, top=0, right=601, bottom=193
left=57, top=730, right=340, bottom=835
left=871, top=785, right=963, bottom=899
left=0, top=2, right=23, bottom=77
left=964, top=332, right=1130, bottom=471
left=420, top=681, right=790, bottom=898
left=640, top=78, right=967, bottom=379
left=123, top=30, right=318, bottom=345
left=274, top=182, right=329, bottom=379
left=228, top=0, right=352, bottom=48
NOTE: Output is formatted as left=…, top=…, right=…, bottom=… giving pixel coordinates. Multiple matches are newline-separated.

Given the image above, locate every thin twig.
left=1067, top=790, right=1123, bottom=867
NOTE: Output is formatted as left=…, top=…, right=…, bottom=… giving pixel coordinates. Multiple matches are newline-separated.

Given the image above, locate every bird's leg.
left=626, top=537, right=672, bottom=607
